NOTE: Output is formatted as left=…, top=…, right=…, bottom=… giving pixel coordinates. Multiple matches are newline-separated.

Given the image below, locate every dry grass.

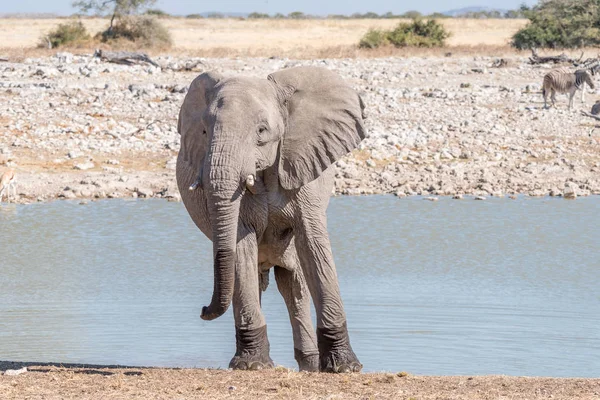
left=1, top=17, right=528, bottom=58
left=7, top=18, right=600, bottom=60
left=1, top=366, right=599, bottom=400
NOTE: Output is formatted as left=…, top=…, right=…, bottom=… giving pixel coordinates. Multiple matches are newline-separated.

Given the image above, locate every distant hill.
left=0, top=13, right=59, bottom=18
left=442, top=6, right=509, bottom=17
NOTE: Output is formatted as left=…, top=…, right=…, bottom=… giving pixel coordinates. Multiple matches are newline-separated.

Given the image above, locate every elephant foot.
left=294, top=348, right=319, bottom=372
left=317, top=323, right=362, bottom=373
left=229, top=325, right=274, bottom=371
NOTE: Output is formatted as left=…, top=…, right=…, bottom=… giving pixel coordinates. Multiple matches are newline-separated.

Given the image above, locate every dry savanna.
left=0, top=17, right=529, bottom=57
left=1, top=16, right=600, bottom=400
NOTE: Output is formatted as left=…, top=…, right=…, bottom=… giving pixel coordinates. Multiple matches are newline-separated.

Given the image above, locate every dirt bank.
left=1, top=363, right=599, bottom=400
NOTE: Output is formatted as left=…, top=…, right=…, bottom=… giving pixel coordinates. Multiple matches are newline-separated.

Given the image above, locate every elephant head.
left=177, top=66, right=366, bottom=321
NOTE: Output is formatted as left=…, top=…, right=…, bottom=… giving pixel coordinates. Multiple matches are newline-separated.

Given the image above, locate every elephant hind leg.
left=274, top=265, right=319, bottom=372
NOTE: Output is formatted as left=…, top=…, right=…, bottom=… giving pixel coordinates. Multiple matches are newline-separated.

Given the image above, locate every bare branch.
left=94, top=49, right=159, bottom=67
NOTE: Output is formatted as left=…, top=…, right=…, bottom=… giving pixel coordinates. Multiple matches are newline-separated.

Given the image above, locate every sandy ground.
left=1, top=363, right=599, bottom=400
left=0, top=17, right=528, bottom=54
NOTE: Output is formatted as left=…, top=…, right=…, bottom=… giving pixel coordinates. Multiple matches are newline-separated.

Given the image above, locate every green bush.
left=99, top=15, right=172, bottom=48
left=387, top=19, right=450, bottom=47
left=40, top=20, right=90, bottom=48
left=512, top=0, right=600, bottom=49
left=288, top=11, right=307, bottom=19
left=145, top=8, right=169, bottom=17
left=427, top=12, right=449, bottom=19
left=351, top=12, right=380, bottom=18
left=248, top=12, right=270, bottom=19
left=359, top=28, right=389, bottom=48
left=359, top=19, right=450, bottom=49
left=401, top=11, right=422, bottom=19
left=186, top=14, right=204, bottom=19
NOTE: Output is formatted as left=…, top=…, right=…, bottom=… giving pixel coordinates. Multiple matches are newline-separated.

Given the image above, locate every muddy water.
left=0, top=196, right=598, bottom=376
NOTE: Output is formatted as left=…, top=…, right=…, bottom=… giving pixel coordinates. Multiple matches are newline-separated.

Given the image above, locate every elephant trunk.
left=200, top=143, right=243, bottom=321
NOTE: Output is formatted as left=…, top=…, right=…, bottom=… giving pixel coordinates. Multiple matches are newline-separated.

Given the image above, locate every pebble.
left=1, top=54, right=599, bottom=201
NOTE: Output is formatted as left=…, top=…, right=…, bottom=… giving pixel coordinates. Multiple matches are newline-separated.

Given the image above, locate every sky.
left=2, top=0, right=539, bottom=16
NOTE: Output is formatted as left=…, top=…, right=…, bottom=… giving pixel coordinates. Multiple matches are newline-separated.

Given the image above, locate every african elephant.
left=176, top=66, right=366, bottom=373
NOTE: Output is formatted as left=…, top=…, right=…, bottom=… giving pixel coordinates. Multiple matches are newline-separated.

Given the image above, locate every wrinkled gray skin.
left=176, top=67, right=366, bottom=373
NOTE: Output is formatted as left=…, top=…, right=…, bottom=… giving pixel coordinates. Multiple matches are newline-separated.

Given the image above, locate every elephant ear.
left=268, top=66, right=366, bottom=190
left=178, top=71, right=223, bottom=171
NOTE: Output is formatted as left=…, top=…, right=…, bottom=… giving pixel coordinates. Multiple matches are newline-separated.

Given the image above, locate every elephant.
left=175, top=66, right=366, bottom=373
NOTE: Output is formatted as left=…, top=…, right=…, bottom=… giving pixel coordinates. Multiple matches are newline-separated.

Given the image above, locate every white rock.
left=74, top=162, right=95, bottom=170
left=4, top=367, right=27, bottom=376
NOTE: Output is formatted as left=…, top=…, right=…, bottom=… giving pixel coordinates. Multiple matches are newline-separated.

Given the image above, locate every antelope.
left=0, top=169, right=16, bottom=202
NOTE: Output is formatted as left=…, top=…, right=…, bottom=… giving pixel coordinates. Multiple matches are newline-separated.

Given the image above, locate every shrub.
left=327, top=14, right=349, bottom=19
left=359, top=19, right=450, bottom=49
left=387, top=19, right=450, bottom=47
left=512, top=0, right=600, bottom=49
left=145, top=8, right=169, bottom=17
left=40, top=20, right=90, bottom=48
left=186, top=14, right=204, bottom=18
left=428, top=12, right=449, bottom=19
left=351, top=12, right=380, bottom=18
left=288, top=11, right=307, bottom=19
left=99, top=15, right=172, bottom=48
left=359, top=29, right=388, bottom=48
left=401, top=10, right=422, bottom=19
left=248, top=12, right=270, bottom=19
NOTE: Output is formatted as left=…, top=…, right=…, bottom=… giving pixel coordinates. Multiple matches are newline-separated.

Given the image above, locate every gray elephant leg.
left=273, top=264, right=319, bottom=372
left=295, top=218, right=362, bottom=373
left=229, top=233, right=274, bottom=370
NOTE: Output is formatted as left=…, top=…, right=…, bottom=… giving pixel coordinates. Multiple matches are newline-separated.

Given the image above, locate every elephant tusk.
left=189, top=180, right=200, bottom=191
left=189, top=168, right=203, bottom=191
left=246, top=174, right=257, bottom=194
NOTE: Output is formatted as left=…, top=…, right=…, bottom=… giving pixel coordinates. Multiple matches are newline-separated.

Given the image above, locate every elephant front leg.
left=229, top=233, right=274, bottom=370
left=274, top=265, right=319, bottom=372
left=295, top=218, right=362, bottom=373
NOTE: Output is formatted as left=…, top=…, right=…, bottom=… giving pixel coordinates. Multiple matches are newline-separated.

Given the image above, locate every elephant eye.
left=202, top=129, right=207, bottom=135
left=258, top=126, right=267, bottom=134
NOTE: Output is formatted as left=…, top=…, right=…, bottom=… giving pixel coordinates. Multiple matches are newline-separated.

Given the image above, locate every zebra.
left=542, top=69, right=595, bottom=109
left=548, top=60, right=600, bottom=103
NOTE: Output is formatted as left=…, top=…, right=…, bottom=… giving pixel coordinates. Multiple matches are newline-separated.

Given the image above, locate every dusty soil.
left=1, top=363, right=599, bottom=400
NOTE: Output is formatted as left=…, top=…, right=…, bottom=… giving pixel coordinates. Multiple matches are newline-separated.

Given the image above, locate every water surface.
left=1, top=196, right=598, bottom=376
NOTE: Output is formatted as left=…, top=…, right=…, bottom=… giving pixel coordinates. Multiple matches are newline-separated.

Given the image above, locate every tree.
left=288, top=11, right=307, bottom=19
left=401, top=10, right=422, bottom=19
left=72, top=0, right=157, bottom=32
left=248, top=12, right=270, bottom=19
left=512, top=0, right=600, bottom=49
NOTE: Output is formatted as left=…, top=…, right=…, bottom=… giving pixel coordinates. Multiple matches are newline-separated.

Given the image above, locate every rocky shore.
left=1, top=52, right=599, bottom=203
